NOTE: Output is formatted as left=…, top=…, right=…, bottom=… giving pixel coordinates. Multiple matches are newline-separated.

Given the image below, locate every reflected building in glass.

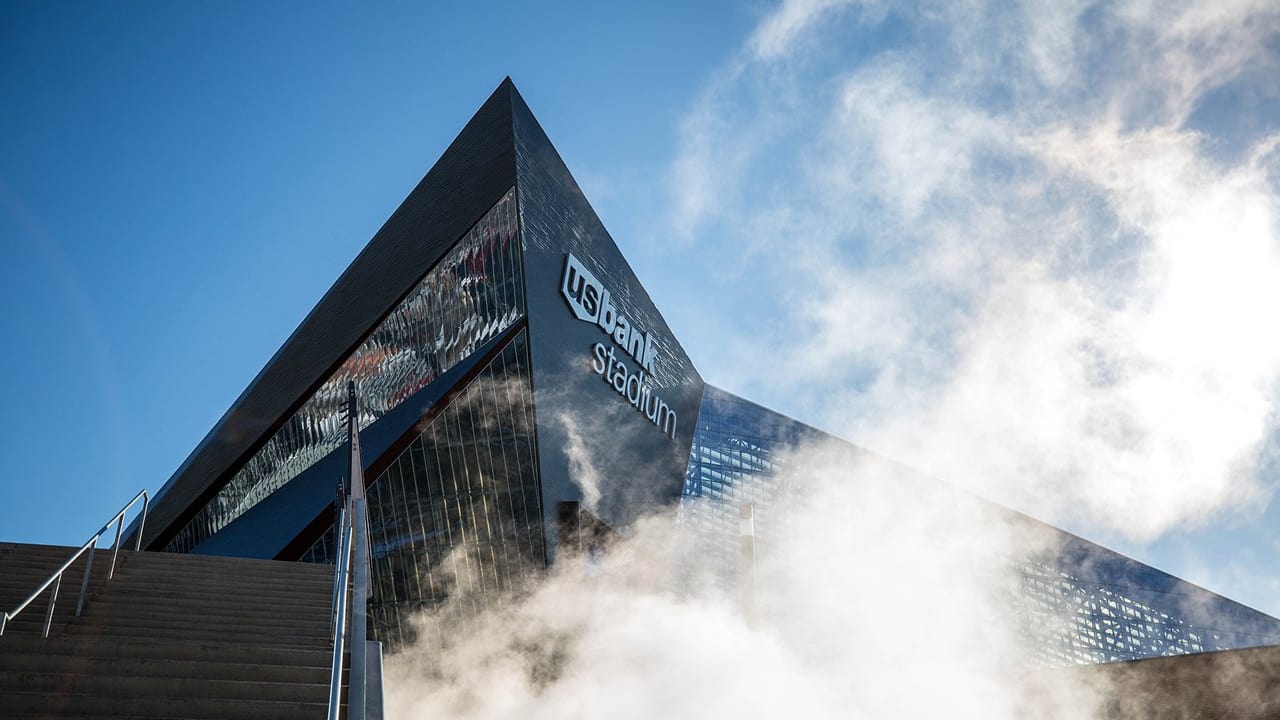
left=131, top=79, right=1280, bottom=664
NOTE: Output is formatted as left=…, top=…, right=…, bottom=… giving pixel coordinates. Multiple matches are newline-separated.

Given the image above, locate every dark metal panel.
left=509, top=85, right=705, bottom=561
left=136, top=79, right=520, bottom=550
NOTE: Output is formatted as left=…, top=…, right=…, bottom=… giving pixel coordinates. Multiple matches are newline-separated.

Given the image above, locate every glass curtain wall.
left=674, top=386, right=810, bottom=592
left=166, top=188, right=524, bottom=553
left=306, top=329, right=544, bottom=647
left=676, top=386, right=1280, bottom=666
left=1015, top=558, right=1280, bottom=666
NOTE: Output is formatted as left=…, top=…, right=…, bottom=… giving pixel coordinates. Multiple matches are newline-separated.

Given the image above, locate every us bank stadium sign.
left=561, top=253, right=678, bottom=440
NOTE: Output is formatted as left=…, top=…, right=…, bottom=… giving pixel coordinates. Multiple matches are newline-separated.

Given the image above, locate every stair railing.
left=0, top=488, right=149, bottom=638
left=328, top=381, right=384, bottom=720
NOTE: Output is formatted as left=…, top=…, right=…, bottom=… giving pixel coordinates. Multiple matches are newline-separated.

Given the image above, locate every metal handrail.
left=328, top=380, right=382, bottom=720
left=328, top=491, right=381, bottom=720
left=0, top=489, right=149, bottom=637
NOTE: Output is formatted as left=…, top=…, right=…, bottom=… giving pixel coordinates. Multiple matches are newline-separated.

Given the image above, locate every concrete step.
left=87, top=582, right=335, bottom=607
left=0, top=543, right=124, bottom=559
left=0, top=652, right=335, bottom=683
left=0, top=563, right=120, bottom=590
left=105, top=566, right=331, bottom=584
left=67, top=615, right=334, bottom=638
left=102, top=574, right=334, bottom=593
left=0, top=614, right=83, bottom=635
left=0, top=573, right=116, bottom=597
left=0, top=691, right=327, bottom=720
left=0, top=554, right=120, bottom=573
left=0, top=543, right=348, bottom=719
left=83, top=597, right=335, bottom=619
left=1, top=670, right=333, bottom=703
left=112, top=560, right=333, bottom=580
left=122, top=550, right=333, bottom=575
left=67, top=614, right=334, bottom=639
left=0, top=635, right=335, bottom=665
left=93, top=579, right=337, bottom=600
left=83, top=594, right=332, bottom=614
left=52, top=625, right=332, bottom=646
left=77, top=600, right=331, bottom=625
left=0, top=576, right=116, bottom=598
left=0, top=588, right=116, bottom=604
left=90, top=591, right=337, bottom=614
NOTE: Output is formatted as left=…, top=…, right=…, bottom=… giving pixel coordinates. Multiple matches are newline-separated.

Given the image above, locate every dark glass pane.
left=360, top=329, right=544, bottom=646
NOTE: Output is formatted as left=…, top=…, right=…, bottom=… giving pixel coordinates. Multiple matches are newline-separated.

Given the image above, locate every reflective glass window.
left=167, top=187, right=524, bottom=553
left=305, top=329, right=544, bottom=647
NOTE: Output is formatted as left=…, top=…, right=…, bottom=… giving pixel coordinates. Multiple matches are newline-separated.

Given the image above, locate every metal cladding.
left=511, top=89, right=704, bottom=556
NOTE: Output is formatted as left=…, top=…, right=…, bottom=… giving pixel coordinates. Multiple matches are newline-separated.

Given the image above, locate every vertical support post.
left=740, top=504, right=757, bottom=625
left=329, top=495, right=347, bottom=642
left=43, top=574, right=62, bottom=638
left=327, top=521, right=352, bottom=720
left=133, top=492, right=149, bottom=551
left=109, top=515, right=124, bottom=580
left=75, top=535, right=98, bottom=617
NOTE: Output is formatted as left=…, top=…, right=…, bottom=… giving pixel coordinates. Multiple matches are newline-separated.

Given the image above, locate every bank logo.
left=561, top=253, right=676, bottom=439
left=561, top=253, right=657, bottom=373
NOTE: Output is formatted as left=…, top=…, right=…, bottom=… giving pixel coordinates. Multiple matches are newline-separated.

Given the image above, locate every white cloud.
left=665, top=0, right=1280, bottom=543
left=748, top=0, right=861, bottom=60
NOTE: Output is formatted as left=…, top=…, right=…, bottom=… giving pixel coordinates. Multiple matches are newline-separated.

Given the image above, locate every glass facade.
left=1015, top=557, right=1280, bottom=666
left=166, top=187, right=524, bottom=554
left=674, top=385, right=816, bottom=591
left=305, top=329, right=544, bottom=647
left=677, top=385, right=1280, bottom=666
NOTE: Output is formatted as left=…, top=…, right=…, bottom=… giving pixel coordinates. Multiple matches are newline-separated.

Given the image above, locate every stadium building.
left=126, top=78, right=1280, bottom=666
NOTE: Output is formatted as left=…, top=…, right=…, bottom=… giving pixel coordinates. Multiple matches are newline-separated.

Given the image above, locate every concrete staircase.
left=0, top=541, right=341, bottom=719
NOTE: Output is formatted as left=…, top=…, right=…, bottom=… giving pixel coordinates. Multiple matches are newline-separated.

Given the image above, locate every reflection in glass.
left=167, top=187, right=524, bottom=553
left=305, top=329, right=544, bottom=648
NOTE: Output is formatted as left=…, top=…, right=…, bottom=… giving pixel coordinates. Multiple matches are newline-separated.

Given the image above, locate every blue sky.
left=4, top=1, right=1280, bottom=619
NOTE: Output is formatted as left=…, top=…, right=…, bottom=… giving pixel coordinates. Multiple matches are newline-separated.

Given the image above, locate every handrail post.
left=329, top=498, right=347, bottom=642
left=42, top=574, right=61, bottom=638
left=75, top=535, right=99, bottom=617
left=133, top=492, right=149, bottom=551
left=109, top=515, right=125, bottom=580
left=327, top=518, right=353, bottom=720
